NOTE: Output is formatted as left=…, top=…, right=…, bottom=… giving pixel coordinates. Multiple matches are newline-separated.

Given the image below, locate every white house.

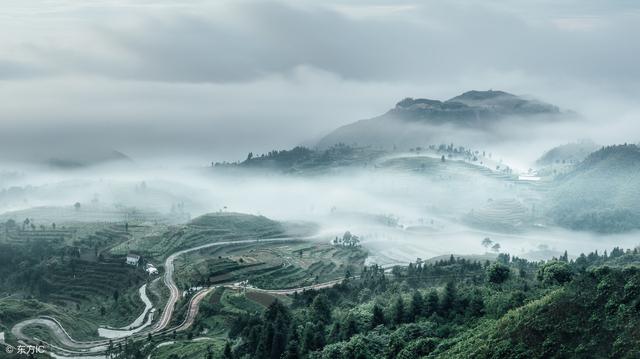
left=126, top=254, right=140, bottom=266
left=145, top=263, right=158, bottom=275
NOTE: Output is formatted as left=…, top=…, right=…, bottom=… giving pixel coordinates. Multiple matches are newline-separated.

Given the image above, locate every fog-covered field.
left=2, top=153, right=637, bottom=266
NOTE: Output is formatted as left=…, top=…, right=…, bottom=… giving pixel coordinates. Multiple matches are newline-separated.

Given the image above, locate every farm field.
left=173, top=240, right=366, bottom=290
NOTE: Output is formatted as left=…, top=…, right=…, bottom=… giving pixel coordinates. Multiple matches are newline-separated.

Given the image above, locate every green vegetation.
left=219, top=247, right=640, bottom=359
left=549, top=144, right=640, bottom=232
left=0, top=219, right=150, bottom=341
left=173, top=240, right=367, bottom=290
left=114, top=213, right=291, bottom=260
left=149, top=339, right=223, bottom=359
left=215, top=144, right=385, bottom=174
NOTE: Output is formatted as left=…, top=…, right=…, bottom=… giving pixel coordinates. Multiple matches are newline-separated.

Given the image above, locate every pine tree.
left=371, top=303, right=386, bottom=328
left=440, top=282, right=457, bottom=315
left=424, top=290, right=439, bottom=317
left=391, top=295, right=405, bottom=325
left=282, top=339, right=300, bottom=359
left=270, top=315, right=288, bottom=359
left=409, top=291, right=423, bottom=322
left=311, top=293, right=332, bottom=325
left=342, top=316, right=358, bottom=340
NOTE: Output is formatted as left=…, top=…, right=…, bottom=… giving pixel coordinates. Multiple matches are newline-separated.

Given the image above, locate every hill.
left=214, top=144, right=384, bottom=174
left=548, top=144, right=640, bottom=232
left=536, top=140, right=599, bottom=166
left=222, top=245, right=640, bottom=359
left=112, top=212, right=296, bottom=259
left=434, top=265, right=640, bottom=358
left=317, top=90, right=563, bottom=149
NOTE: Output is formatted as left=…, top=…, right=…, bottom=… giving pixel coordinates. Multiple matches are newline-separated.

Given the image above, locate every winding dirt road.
left=9, top=237, right=345, bottom=358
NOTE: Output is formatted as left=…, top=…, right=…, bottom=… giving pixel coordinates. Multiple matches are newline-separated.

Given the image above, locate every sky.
left=1, top=0, right=639, bottom=164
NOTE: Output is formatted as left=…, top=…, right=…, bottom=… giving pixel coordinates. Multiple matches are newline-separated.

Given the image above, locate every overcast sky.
left=1, top=0, right=639, bottom=163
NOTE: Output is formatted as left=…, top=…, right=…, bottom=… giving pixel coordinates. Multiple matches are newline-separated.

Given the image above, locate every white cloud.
left=0, top=0, right=638, bottom=163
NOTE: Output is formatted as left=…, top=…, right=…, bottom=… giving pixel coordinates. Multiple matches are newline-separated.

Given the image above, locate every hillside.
left=221, top=246, right=640, bottom=359
left=536, top=140, right=599, bottom=166
left=214, top=144, right=385, bottom=174
left=434, top=265, right=640, bottom=358
left=112, top=212, right=294, bottom=259
left=548, top=144, right=640, bottom=232
left=317, top=90, right=563, bottom=149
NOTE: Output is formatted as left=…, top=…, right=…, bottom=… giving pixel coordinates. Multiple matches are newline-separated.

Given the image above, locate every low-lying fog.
left=1, top=161, right=637, bottom=265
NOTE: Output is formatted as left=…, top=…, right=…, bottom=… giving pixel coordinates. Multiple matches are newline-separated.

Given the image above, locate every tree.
left=247, top=152, right=254, bottom=161
left=537, top=261, right=573, bottom=285
left=440, top=282, right=457, bottom=315
left=342, top=316, right=357, bottom=341
left=487, top=263, right=511, bottom=285
left=491, top=243, right=501, bottom=253
left=424, top=290, right=439, bottom=317
left=282, top=339, right=299, bottom=359
left=481, top=237, right=493, bottom=249
left=113, top=289, right=119, bottom=302
left=270, top=315, right=288, bottom=359
left=441, top=155, right=446, bottom=162
left=303, top=322, right=325, bottom=353
left=74, top=202, right=81, bottom=211
left=409, top=291, right=423, bottom=322
left=311, top=293, right=332, bottom=325
left=371, top=303, right=386, bottom=328
left=559, top=250, right=569, bottom=262
left=391, top=295, right=405, bottom=325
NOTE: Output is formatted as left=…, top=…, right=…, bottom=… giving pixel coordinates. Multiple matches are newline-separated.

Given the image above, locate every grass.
left=0, top=298, right=97, bottom=342
left=149, top=338, right=224, bottom=359
left=246, top=291, right=285, bottom=308
left=220, top=290, right=264, bottom=314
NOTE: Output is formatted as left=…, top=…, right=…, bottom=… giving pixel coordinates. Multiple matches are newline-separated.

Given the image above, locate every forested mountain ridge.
left=220, top=247, right=640, bottom=359
left=549, top=144, right=640, bottom=233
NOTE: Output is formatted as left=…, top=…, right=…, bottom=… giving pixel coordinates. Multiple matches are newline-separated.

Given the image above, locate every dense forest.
left=218, top=247, right=640, bottom=359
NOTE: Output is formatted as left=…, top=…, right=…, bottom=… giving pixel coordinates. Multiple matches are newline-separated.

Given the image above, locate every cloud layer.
left=1, top=0, right=639, bottom=163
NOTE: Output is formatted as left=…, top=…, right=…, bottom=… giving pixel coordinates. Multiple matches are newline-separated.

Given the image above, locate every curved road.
left=152, top=237, right=296, bottom=332
left=10, top=237, right=345, bottom=358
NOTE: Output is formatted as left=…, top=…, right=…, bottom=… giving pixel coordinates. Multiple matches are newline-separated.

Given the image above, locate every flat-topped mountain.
left=393, top=90, right=560, bottom=124
left=317, top=90, right=565, bottom=149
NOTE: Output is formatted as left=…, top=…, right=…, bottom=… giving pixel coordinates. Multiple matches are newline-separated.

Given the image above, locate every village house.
left=145, top=263, right=158, bottom=275
left=125, top=254, right=140, bottom=266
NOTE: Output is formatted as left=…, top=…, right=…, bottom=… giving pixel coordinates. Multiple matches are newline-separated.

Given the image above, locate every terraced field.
left=377, top=154, right=553, bottom=231
left=3, top=228, right=74, bottom=246
left=110, top=212, right=303, bottom=262
left=464, top=198, right=531, bottom=232
left=0, top=204, right=169, bottom=225
left=173, top=240, right=367, bottom=290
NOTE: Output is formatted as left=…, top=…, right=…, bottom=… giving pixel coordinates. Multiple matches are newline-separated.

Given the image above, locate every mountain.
left=317, top=90, right=563, bottom=149
left=536, top=140, right=599, bottom=166
left=46, top=150, right=133, bottom=169
left=548, top=144, right=640, bottom=232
